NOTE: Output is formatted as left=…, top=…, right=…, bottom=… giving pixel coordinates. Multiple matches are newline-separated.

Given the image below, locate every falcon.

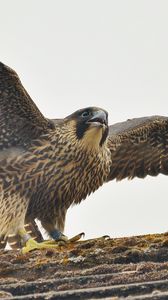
left=0, top=62, right=168, bottom=253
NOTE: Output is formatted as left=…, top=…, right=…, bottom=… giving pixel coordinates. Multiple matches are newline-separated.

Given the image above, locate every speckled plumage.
left=1, top=62, right=168, bottom=249
left=0, top=62, right=110, bottom=243
left=108, top=116, right=168, bottom=180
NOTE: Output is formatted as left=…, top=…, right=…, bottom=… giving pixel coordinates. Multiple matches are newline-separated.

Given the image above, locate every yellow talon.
left=19, top=228, right=85, bottom=253
left=18, top=229, right=60, bottom=254
left=22, top=238, right=60, bottom=254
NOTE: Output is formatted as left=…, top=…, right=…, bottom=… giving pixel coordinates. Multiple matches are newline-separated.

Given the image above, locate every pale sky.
left=1, top=0, right=168, bottom=239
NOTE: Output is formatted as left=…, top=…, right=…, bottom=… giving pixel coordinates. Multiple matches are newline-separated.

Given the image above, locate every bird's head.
left=64, top=107, right=109, bottom=150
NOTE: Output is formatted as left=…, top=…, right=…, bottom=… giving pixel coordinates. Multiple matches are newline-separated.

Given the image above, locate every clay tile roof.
left=1, top=233, right=168, bottom=299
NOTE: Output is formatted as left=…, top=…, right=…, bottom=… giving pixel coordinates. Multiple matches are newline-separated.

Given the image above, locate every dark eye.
left=81, top=111, right=90, bottom=118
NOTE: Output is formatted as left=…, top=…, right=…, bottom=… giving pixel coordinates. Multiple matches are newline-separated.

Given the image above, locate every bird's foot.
left=19, top=229, right=61, bottom=254
left=21, top=238, right=60, bottom=254
left=48, top=230, right=85, bottom=245
left=49, top=230, right=68, bottom=243
left=22, top=232, right=85, bottom=253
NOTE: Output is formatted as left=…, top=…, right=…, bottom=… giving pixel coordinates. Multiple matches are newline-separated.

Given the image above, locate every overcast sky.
left=1, top=0, right=168, bottom=239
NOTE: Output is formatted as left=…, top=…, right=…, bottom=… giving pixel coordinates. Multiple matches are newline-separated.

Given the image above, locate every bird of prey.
left=0, top=62, right=168, bottom=253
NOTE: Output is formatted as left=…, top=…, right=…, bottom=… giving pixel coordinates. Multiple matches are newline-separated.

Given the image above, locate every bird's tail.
left=24, top=219, right=43, bottom=243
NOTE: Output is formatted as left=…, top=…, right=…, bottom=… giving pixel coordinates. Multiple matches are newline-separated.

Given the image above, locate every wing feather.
left=0, top=62, right=53, bottom=150
left=107, top=116, right=168, bottom=181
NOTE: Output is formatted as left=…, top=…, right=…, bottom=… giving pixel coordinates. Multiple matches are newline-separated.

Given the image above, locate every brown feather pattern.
left=1, top=62, right=168, bottom=248
left=108, top=116, right=168, bottom=181
left=0, top=62, right=111, bottom=242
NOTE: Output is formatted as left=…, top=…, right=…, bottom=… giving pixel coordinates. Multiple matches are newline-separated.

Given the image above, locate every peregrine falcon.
left=0, top=62, right=168, bottom=253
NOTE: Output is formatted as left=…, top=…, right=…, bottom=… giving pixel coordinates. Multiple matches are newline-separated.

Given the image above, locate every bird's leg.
left=50, top=229, right=85, bottom=243
left=18, top=228, right=61, bottom=254
left=49, top=229, right=68, bottom=242
left=5, top=220, right=43, bottom=250
left=41, top=229, right=85, bottom=245
left=40, top=219, right=85, bottom=245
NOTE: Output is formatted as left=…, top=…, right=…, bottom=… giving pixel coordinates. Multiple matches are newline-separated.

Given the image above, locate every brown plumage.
left=1, top=62, right=168, bottom=251
left=0, top=62, right=110, bottom=250
left=108, top=116, right=168, bottom=180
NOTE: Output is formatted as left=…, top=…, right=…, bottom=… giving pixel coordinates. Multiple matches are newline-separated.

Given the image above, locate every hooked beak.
left=87, top=110, right=108, bottom=127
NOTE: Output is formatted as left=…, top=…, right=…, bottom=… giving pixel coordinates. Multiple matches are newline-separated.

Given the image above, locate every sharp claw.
left=68, top=232, right=85, bottom=243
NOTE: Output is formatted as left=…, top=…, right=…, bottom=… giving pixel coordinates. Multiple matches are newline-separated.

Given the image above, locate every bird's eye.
left=81, top=111, right=90, bottom=118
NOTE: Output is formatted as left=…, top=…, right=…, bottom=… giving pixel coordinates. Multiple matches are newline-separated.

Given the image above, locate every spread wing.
left=0, top=62, right=53, bottom=150
left=107, top=116, right=168, bottom=181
